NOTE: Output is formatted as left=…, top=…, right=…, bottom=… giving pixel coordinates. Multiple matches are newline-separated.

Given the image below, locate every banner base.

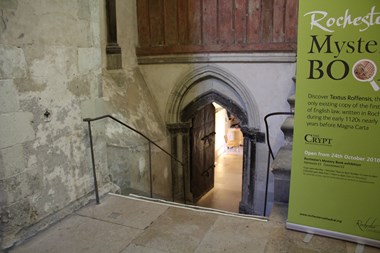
left=286, top=222, right=380, bottom=249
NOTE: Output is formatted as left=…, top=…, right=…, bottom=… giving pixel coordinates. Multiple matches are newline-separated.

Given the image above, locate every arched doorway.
left=181, top=93, right=247, bottom=205
left=191, top=102, right=245, bottom=212
left=166, top=65, right=262, bottom=214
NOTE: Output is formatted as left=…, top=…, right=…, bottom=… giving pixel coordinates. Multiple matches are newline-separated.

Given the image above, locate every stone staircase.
left=270, top=83, right=295, bottom=204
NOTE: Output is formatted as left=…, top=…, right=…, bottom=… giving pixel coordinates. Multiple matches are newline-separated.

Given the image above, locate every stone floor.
left=195, top=148, right=273, bottom=215
left=8, top=194, right=380, bottom=253
left=195, top=150, right=243, bottom=212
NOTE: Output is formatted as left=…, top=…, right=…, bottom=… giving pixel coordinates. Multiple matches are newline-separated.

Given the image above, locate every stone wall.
left=103, top=69, right=172, bottom=200
left=0, top=0, right=170, bottom=249
left=102, top=0, right=171, bottom=202
left=0, top=0, right=103, bottom=248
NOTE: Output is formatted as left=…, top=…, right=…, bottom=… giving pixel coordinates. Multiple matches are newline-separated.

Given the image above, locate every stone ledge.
left=138, top=52, right=297, bottom=65
left=280, top=116, right=294, bottom=140
left=287, top=94, right=295, bottom=111
left=271, top=145, right=292, bottom=174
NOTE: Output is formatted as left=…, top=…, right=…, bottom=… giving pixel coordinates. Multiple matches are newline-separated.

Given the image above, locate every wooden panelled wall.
left=136, top=0, right=298, bottom=56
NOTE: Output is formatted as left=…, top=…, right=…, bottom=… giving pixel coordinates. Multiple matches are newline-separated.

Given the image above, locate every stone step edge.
left=271, top=145, right=293, bottom=174
left=280, top=116, right=294, bottom=138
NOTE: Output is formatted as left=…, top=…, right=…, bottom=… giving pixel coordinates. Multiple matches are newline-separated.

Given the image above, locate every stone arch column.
left=167, top=123, right=192, bottom=202
left=165, top=65, right=263, bottom=214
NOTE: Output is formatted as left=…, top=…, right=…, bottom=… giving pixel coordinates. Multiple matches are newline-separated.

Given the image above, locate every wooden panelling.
left=149, top=0, right=165, bottom=45
left=273, top=0, right=286, bottom=42
left=178, top=0, right=189, bottom=44
left=136, top=0, right=150, bottom=47
left=188, top=0, right=202, bottom=45
left=285, top=0, right=298, bottom=42
left=203, top=0, right=218, bottom=45
left=234, top=0, right=247, bottom=44
left=261, top=0, right=273, bottom=42
left=219, top=0, right=234, bottom=45
left=247, top=0, right=262, bottom=44
left=164, top=0, right=179, bottom=45
left=136, top=0, right=298, bottom=55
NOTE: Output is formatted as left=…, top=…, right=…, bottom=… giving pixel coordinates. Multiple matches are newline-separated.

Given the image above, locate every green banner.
left=288, top=0, right=380, bottom=247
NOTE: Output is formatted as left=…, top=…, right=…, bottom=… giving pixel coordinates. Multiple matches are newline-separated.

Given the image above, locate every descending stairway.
left=270, top=81, right=295, bottom=203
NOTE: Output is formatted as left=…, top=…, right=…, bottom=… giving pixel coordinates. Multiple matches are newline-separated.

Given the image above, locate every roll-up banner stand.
left=287, top=0, right=380, bottom=248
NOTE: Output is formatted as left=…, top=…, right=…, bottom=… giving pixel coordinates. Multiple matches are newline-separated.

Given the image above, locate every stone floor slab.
left=132, top=207, right=218, bottom=253
left=7, top=194, right=380, bottom=253
left=264, top=225, right=349, bottom=253
left=195, top=215, right=270, bottom=253
left=346, top=243, right=380, bottom=253
left=121, top=243, right=170, bottom=253
left=77, top=194, right=169, bottom=229
left=8, top=214, right=142, bottom=253
left=196, top=152, right=242, bottom=213
left=268, top=203, right=289, bottom=223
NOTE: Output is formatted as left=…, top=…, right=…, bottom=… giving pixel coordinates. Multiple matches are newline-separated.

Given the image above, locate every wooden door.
left=190, top=104, right=216, bottom=201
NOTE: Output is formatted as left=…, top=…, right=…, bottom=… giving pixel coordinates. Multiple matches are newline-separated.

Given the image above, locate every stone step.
left=280, top=116, right=294, bottom=143
left=271, top=145, right=292, bottom=203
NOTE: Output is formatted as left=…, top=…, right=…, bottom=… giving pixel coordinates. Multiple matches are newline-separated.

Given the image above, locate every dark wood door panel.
left=190, top=104, right=215, bottom=200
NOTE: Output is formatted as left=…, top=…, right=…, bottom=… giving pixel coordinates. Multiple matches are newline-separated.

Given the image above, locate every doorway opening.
left=193, top=103, right=243, bottom=213
left=166, top=65, right=261, bottom=214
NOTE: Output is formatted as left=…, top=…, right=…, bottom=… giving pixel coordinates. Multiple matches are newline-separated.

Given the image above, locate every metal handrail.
left=83, top=115, right=185, bottom=204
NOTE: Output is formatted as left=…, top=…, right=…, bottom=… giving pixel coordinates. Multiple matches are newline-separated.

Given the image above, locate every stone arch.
left=180, top=90, right=248, bottom=125
left=166, top=65, right=261, bottom=215
left=165, top=65, right=260, bottom=129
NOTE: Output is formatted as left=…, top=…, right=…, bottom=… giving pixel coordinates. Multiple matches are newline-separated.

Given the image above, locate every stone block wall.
left=0, top=0, right=170, bottom=249
left=0, top=0, right=106, bottom=248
